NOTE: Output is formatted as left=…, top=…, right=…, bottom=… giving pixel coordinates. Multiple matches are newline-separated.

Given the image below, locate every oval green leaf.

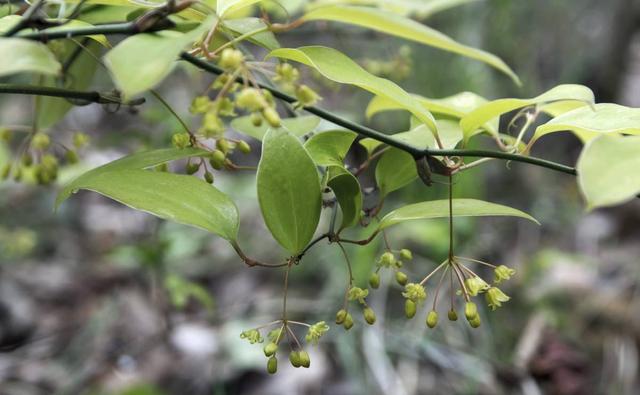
left=267, top=46, right=437, bottom=133
left=304, top=130, right=356, bottom=167
left=577, top=135, right=640, bottom=210
left=257, top=128, right=322, bottom=254
left=57, top=147, right=209, bottom=207
left=0, top=38, right=61, bottom=77
left=375, top=147, right=417, bottom=197
left=64, top=169, right=239, bottom=240
left=301, top=5, right=519, bottom=84
left=327, top=166, right=362, bottom=231
left=378, top=198, right=539, bottom=230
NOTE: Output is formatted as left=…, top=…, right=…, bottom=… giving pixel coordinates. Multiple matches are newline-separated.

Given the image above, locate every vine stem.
left=0, top=84, right=145, bottom=105
left=11, top=18, right=579, bottom=176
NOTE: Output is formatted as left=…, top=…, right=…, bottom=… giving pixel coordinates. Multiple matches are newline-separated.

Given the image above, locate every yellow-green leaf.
left=301, top=5, right=519, bottom=84
left=0, top=38, right=61, bottom=77
left=577, top=135, right=640, bottom=209
left=533, top=103, right=640, bottom=145
left=460, top=84, right=594, bottom=139
left=327, top=166, right=362, bottom=230
left=267, top=46, right=437, bottom=133
left=378, top=199, right=539, bottom=230
left=217, top=0, right=262, bottom=17
left=304, top=130, right=356, bottom=167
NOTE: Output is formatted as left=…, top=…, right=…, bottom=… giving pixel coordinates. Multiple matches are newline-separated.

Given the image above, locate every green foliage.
left=0, top=38, right=61, bottom=77
left=257, top=129, right=321, bottom=254
left=304, top=130, right=356, bottom=167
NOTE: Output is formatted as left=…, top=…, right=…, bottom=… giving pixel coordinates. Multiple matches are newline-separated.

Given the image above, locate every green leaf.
left=104, top=20, right=210, bottom=99
left=37, top=41, right=101, bottom=129
left=217, top=0, right=262, bottom=16
left=257, top=129, right=322, bottom=254
left=357, top=0, right=481, bottom=18
left=301, top=5, right=519, bottom=84
left=533, top=103, right=640, bottom=145
left=267, top=46, right=437, bottom=133
left=304, top=130, right=356, bottom=167
left=230, top=115, right=320, bottom=141
left=378, top=199, right=539, bottom=230
left=577, top=135, right=640, bottom=209
left=460, top=84, right=594, bottom=138
left=224, top=17, right=279, bottom=50
left=0, top=38, right=61, bottom=77
left=57, top=147, right=208, bottom=207
left=367, top=91, right=497, bottom=140
left=62, top=169, right=239, bottom=240
left=0, top=15, right=21, bottom=33
left=327, top=166, right=362, bottom=230
left=375, top=148, right=417, bottom=197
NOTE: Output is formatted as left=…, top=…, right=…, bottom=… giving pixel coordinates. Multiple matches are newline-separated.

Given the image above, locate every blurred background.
left=1, top=0, right=640, bottom=394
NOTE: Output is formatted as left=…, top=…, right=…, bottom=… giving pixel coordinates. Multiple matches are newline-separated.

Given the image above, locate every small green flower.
left=240, top=329, right=263, bottom=344
left=400, top=249, right=413, bottom=261
left=402, top=283, right=426, bottom=303
left=335, top=309, right=347, bottom=324
left=263, top=342, right=278, bottom=357
left=189, top=96, right=212, bottom=114
left=289, top=351, right=301, bottom=368
left=267, top=328, right=283, bottom=343
left=347, top=287, right=369, bottom=304
left=262, top=107, right=281, bottom=127
left=209, top=149, right=226, bottom=170
left=218, top=48, right=244, bottom=69
left=494, top=265, right=516, bottom=284
left=171, top=132, right=191, bottom=149
left=72, top=132, right=89, bottom=148
left=274, top=63, right=300, bottom=84
left=379, top=252, right=395, bottom=267
left=237, top=140, right=251, bottom=154
left=32, top=133, right=50, bottom=150
left=426, top=310, right=438, bottom=328
left=299, top=350, right=311, bottom=368
left=448, top=309, right=458, bottom=321
left=468, top=314, right=481, bottom=328
left=485, top=287, right=510, bottom=310
left=305, top=321, right=329, bottom=345
left=236, top=88, right=266, bottom=111
left=343, top=313, right=354, bottom=330
left=295, top=84, right=321, bottom=106
left=464, top=276, right=490, bottom=297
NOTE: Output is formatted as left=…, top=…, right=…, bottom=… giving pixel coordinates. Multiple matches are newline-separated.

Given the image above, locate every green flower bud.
left=21, top=154, right=33, bottom=167
left=380, top=251, right=395, bottom=267
left=426, top=310, right=438, bottom=328
left=0, top=128, right=11, bottom=142
left=65, top=150, right=79, bottom=164
left=171, top=132, right=191, bottom=149
left=237, top=140, right=251, bottom=154
left=250, top=112, right=263, bottom=127
left=189, top=96, right=211, bottom=114
left=236, top=88, right=266, bottom=112
left=216, top=97, right=236, bottom=117
left=335, top=309, right=347, bottom=324
left=275, top=63, right=299, bottom=83
left=267, top=356, right=278, bottom=374
left=216, top=138, right=231, bottom=154
left=295, top=84, right=321, bottom=106
left=363, top=307, right=376, bottom=325
left=347, top=286, right=369, bottom=304
left=404, top=299, right=416, bottom=319
left=219, top=48, right=244, bottom=70
left=400, top=249, right=413, bottom=261
left=264, top=342, right=278, bottom=357
left=369, top=272, right=380, bottom=289
left=41, top=154, right=58, bottom=171
left=289, top=351, right=301, bottom=368
left=343, top=313, right=354, bottom=330
left=464, top=302, right=478, bottom=321
left=73, top=132, right=89, bottom=148
left=299, top=350, right=310, bottom=368
left=469, top=314, right=481, bottom=328
left=201, top=112, right=224, bottom=137
left=448, top=309, right=458, bottom=321
left=485, top=287, right=510, bottom=310
left=1, top=163, right=11, bottom=180
left=494, top=265, right=516, bottom=284
left=209, top=149, right=226, bottom=170
left=186, top=162, right=200, bottom=175
left=32, top=133, right=50, bottom=150
left=395, top=271, right=408, bottom=286
left=204, top=171, right=214, bottom=184
left=262, top=107, right=281, bottom=128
